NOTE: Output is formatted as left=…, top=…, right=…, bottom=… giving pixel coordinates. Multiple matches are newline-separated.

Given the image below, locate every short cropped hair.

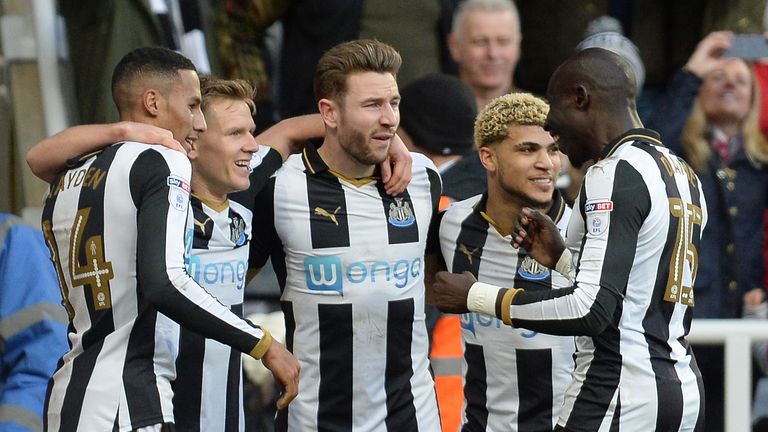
left=474, top=92, right=549, bottom=148
left=451, top=0, right=521, bottom=38
left=111, top=47, right=197, bottom=114
left=313, top=39, right=401, bottom=104
left=199, top=75, right=257, bottom=116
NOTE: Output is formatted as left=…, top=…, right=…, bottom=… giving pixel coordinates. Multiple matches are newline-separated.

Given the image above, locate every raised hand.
left=512, top=207, right=565, bottom=269
left=380, top=133, right=413, bottom=196
left=685, top=31, right=733, bottom=78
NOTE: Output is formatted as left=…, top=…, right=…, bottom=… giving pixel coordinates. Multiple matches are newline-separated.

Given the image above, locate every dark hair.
left=199, top=75, right=257, bottom=116
left=313, top=39, right=401, bottom=104
left=111, top=46, right=197, bottom=113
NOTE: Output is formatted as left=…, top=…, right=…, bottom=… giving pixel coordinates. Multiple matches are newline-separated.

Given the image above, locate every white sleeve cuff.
left=555, top=249, right=575, bottom=282
left=467, top=282, right=502, bottom=316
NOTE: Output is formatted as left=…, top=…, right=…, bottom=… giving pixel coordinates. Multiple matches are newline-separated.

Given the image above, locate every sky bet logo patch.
left=167, top=175, right=190, bottom=212
left=584, top=200, right=613, bottom=213
left=585, top=199, right=613, bottom=236
left=167, top=175, right=190, bottom=192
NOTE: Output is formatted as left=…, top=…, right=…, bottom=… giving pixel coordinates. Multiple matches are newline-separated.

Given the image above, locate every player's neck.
left=190, top=179, right=229, bottom=211
left=317, top=138, right=376, bottom=178
left=485, top=185, right=552, bottom=237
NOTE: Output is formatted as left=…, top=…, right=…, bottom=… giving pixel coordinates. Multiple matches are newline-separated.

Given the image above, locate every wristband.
left=467, top=282, right=503, bottom=316
left=555, top=249, right=575, bottom=281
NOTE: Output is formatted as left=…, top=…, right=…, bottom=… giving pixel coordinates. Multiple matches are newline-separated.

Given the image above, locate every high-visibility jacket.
left=430, top=315, right=463, bottom=432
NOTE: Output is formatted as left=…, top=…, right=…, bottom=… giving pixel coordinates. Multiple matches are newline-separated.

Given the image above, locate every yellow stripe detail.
left=500, top=288, right=523, bottom=326
left=479, top=211, right=510, bottom=237
left=191, top=193, right=229, bottom=213
left=249, top=329, right=273, bottom=359
left=329, top=169, right=378, bottom=188
left=303, top=147, right=316, bottom=174
left=605, top=134, right=662, bottom=158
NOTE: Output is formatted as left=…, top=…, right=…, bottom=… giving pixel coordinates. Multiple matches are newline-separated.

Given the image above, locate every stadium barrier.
left=689, top=319, right=768, bottom=432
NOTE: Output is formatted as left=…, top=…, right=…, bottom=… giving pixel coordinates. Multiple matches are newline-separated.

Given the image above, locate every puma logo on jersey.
left=458, top=243, right=479, bottom=265
left=194, top=216, right=212, bottom=235
left=314, top=206, right=341, bottom=226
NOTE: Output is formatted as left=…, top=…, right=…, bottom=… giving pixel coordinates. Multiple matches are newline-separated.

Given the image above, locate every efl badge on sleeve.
left=167, top=175, right=190, bottom=212
left=584, top=199, right=613, bottom=236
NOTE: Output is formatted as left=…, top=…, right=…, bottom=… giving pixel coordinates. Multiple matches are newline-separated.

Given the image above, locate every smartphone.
left=723, top=34, right=768, bottom=60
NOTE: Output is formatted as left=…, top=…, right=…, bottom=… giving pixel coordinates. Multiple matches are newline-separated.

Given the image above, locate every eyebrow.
left=514, top=140, right=557, bottom=148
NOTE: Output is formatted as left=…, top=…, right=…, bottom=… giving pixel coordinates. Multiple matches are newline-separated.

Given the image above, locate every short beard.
left=499, top=182, right=552, bottom=210
left=338, top=124, right=388, bottom=167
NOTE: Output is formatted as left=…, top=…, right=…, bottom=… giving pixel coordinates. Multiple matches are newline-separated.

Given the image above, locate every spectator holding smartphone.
left=648, top=30, right=768, bottom=432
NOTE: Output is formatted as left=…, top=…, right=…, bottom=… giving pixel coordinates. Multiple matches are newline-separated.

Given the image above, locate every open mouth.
left=234, top=160, right=251, bottom=172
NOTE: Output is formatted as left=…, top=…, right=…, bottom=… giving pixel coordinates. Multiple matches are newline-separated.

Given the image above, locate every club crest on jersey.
left=517, top=255, right=550, bottom=280
left=167, top=175, right=190, bottom=212
left=230, top=213, right=247, bottom=246
left=585, top=199, right=612, bottom=236
left=388, top=197, right=415, bottom=227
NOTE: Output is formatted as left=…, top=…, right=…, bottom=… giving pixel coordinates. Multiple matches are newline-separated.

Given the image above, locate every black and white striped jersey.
left=506, top=130, right=706, bottom=431
left=41, top=142, right=271, bottom=432
left=440, top=191, right=575, bottom=432
left=246, top=144, right=442, bottom=431
left=169, top=146, right=281, bottom=432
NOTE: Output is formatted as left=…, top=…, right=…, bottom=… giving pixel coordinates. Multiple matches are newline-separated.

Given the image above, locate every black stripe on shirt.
left=376, top=183, right=420, bottom=245
left=173, top=329, right=206, bottom=432
left=191, top=198, right=213, bottom=250
left=60, top=146, right=120, bottom=428
left=451, top=210, right=489, bottom=275
left=462, top=343, right=488, bottom=431
left=249, top=177, right=288, bottom=290
left=517, top=349, right=554, bottom=431
left=385, top=298, right=417, bottom=431
left=307, top=173, right=350, bottom=249
left=566, top=160, right=649, bottom=430
left=427, top=167, right=442, bottom=211
left=318, top=303, right=353, bottom=431
left=634, top=143, right=687, bottom=431
left=275, top=301, right=295, bottom=432
left=225, top=307, right=243, bottom=432
left=59, top=339, right=106, bottom=431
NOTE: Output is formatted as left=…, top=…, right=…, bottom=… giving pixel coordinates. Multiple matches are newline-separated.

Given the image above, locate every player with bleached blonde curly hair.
left=426, top=91, right=574, bottom=431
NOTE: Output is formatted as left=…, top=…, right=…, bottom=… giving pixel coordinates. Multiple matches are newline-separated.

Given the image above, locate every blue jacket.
left=0, top=214, right=69, bottom=431
left=648, top=70, right=768, bottom=318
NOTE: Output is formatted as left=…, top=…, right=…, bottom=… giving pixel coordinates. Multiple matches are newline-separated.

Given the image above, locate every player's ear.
left=318, top=98, right=338, bottom=129
left=574, top=85, right=590, bottom=111
left=143, top=89, right=162, bottom=117
left=478, top=146, right=497, bottom=173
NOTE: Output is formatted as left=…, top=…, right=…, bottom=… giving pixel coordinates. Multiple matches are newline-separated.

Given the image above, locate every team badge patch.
left=230, top=213, right=247, bottom=246
left=585, top=199, right=612, bottom=236
left=167, top=175, right=190, bottom=212
left=388, top=197, right=415, bottom=227
left=517, top=255, right=550, bottom=280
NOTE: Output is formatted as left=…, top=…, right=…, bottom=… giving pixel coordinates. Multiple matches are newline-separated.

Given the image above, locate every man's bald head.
left=111, top=47, right=197, bottom=116
left=548, top=47, right=637, bottom=110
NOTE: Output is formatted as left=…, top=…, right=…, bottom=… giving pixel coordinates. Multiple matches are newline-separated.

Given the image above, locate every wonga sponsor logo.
left=304, top=255, right=422, bottom=294
left=461, top=312, right=537, bottom=338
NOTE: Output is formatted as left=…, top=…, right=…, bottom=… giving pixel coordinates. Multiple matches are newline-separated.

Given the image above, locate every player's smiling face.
left=161, top=69, right=207, bottom=148
left=189, top=97, right=257, bottom=202
left=483, top=124, right=560, bottom=209
left=336, top=71, right=400, bottom=168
